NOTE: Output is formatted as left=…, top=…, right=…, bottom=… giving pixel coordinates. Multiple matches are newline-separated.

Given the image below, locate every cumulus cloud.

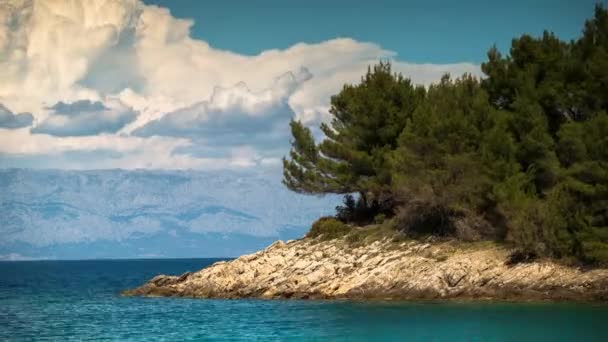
left=133, top=69, right=311, bottom=152
left=31, top=99, right=138, bottom=136
left=0, top=103, right=33, bottom=128
left=49, top=100, right=109, bottom=114
left=0, top=0, right=482, bottom=170
left=0, top=0, right=141, bottom=112
left=288, top=60, right=481, bottom=124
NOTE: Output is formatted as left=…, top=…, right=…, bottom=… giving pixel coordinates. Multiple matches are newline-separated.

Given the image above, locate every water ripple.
left=1, top=259, right=607, bottom=341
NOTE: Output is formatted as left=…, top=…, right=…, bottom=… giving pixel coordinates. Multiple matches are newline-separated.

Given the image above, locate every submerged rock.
left=123, top=238, right=608, bottom=301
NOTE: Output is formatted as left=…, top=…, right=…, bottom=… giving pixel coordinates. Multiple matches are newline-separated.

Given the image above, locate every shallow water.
left=1, top=258, right=607, bottom=341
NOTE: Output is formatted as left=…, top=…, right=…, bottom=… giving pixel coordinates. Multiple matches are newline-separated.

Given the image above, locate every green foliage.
left=283, top=62, right=425, bottom=200
left=343, top=219, right=404, bottom=246
left=290, top=5, right=608, bottom=264
left=307, top=217, right=351, bottom=240
left=335, top=194, right=369, bottom=224
left=334, top=193, right=393, bottom=224
left=395, top=201, right=456, bottom=237
left=481, top=5, right=608, bottom=131
left=374, top=213, right=386, bottom=224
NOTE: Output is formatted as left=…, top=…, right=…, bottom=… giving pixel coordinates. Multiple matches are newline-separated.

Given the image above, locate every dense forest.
left=283, top=5, right=608, bottom=264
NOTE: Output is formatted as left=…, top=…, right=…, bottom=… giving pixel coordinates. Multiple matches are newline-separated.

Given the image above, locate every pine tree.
left=283, top=62, right=425, bottom=204
left=283, top=5, right=608, bottom=263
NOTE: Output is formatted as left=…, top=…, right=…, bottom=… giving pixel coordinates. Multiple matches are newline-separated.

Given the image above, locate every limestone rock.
left=123, top=238, right=608, bottom=302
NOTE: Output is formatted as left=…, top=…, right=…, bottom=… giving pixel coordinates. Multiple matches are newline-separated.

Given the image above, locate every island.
left=125, top=6, right=608, bottom=302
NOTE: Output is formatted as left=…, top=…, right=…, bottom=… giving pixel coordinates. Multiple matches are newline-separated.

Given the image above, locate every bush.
left=395, top=201, right=456, bottom=237
left=374, top=213, right=386, bottom=224
left=505, top=250, right=537, bottom=266
left=342, top=219, right=403, bottom=246
left=335, top=194, right=394, bottom=225
left=307, top=217, right=351, bottom=240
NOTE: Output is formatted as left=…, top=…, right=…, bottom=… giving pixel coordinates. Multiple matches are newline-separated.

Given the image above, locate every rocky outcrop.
left=123, top=238, right=608, bottom=301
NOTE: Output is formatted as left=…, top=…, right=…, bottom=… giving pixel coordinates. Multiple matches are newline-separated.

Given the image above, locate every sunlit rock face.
left=125, top=238, right=608, bottom=301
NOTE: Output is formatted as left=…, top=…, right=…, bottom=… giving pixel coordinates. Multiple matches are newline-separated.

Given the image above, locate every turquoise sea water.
left=1, top=259, right=607, bottom=341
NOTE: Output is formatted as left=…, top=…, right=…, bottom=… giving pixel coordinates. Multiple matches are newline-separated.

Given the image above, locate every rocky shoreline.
left=123, top=238, right=608, bottom=302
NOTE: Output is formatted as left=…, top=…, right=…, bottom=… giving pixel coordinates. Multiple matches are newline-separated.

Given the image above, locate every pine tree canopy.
left=283, top=61, right=425, bottom=198
left=283, top=5, right=608, bottom=264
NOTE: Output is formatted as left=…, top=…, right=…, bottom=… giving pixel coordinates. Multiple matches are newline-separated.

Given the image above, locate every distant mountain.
left=0, top=169, right=339, bottom=259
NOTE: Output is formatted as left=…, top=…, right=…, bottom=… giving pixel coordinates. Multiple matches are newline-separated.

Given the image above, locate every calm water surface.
left=1, top=258, right=607, bottom=341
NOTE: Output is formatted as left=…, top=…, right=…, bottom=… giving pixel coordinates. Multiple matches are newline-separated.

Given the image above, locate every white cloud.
left=132, top=69, right=311, bottom=157
left=0, top=0, right=140, bottom=113
left=0, top=103, right=33, bottom=128
left=0, top=0, right=481, bottom=170
left=288, top=60, right=481, bottom=124
left=32, top=99, right=138, bottom=136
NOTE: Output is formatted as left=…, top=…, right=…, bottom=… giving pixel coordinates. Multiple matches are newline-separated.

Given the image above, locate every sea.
left=1, top=258, right=607, bottom=341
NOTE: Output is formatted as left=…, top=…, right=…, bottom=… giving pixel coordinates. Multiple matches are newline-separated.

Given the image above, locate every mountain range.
left=0, top=168, right=339, bottom=259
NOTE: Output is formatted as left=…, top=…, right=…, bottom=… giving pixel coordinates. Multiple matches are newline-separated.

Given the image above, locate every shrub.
left=335, top=194, right=394, bottom=225
left=373, top=213, right=386, bottom=224
left=307, top=217, right=351, bottom=240
left=395, top=201, right=456, bottom=237
left=505, top=250, right=537, bottom=266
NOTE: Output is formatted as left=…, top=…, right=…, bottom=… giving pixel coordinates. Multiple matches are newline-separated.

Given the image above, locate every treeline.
left=283, top=6, right=608, bottom=263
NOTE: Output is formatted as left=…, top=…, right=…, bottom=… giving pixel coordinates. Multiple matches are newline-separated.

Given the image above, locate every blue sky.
left=0, top=0, right=604, bottom=259
left=146, top=0, right=600, bottom=63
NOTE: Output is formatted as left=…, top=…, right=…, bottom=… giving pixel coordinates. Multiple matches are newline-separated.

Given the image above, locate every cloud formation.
left=133, top=69, right=311, bottom=157
left=0, top=0, right=482, bottom=170
left=31, top=99, right=137, bottom=136
left=0, top=103, right=33, bottom=129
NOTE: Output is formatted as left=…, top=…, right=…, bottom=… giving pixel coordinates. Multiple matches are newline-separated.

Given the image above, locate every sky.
left=0, top=0, right=601, bottom=171
left=146, top=0, right=599, bottom=63
left=0, top=0, right=603, bottom=259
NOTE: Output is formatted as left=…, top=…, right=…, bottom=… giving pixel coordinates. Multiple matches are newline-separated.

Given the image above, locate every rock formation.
left=123, top=238, right=608, bottom=301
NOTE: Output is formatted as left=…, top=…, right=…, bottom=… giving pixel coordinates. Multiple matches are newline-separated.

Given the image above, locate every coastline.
left=123, top=237, right=608, bottom=302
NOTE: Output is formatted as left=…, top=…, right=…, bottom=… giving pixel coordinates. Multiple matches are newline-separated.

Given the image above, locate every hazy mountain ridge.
left=0, top=169, right=339, bottom=259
